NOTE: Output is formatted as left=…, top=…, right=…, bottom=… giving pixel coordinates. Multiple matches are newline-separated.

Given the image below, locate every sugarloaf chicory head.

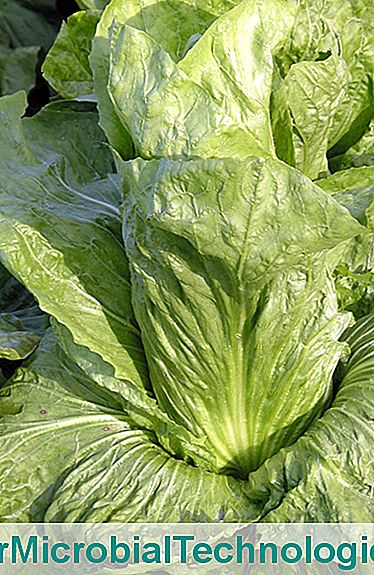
left=0, top=0, right=373, bottom=522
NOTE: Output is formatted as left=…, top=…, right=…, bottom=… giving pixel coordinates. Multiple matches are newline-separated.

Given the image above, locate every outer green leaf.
left=0, top=331, right=256, bottom=522
left=43, top=11, right=100, bottom=100
left=122, top=155, right=362, bottom=474
left=317, top=167, right=374, bottom=266
left=16, top=0, right=59, bottom=13
left=252, top=313, right=374, bottom=522
left=334, top=187, right=374, bottom=271
left=1, top=312, right=372, bottom=522
left=0, top=92, right=147, bottom=389
left=52, top=319, right=214, bottom=468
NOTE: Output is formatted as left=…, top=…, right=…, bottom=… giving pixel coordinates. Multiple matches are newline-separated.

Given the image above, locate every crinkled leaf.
left=101, top=0, right=240, bottom=61
left=0, top=312, right=372, bottom=522
left=178, top=0, right=295, bottom=156
left=271, top=0, right=373, bottom=178
left=90, top=0, right=242, bottom=157
left=0, top=331, right=256, bottom=522
left=52, top=319, right=213, bottom=468
left=122, top=155, right=361, bottom=474
left=251, top=313, right=374, bottom=522
left=334, top=264, right=374, bottom=319
left=317, top=166, right=374, bottom=200
left=0, top=0, right=372, bottom=525
left=107, top=25, right=258, bottom=160
left=321, top=0, right=374, bottom=154
left=272, top=55, right=348, bottom=179
left=106, top=0, right=295, bottom=161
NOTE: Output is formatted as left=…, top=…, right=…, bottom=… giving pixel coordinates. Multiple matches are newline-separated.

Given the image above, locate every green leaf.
left=0, top=316, right=39, bottom=361
left=0, top=0, right=60, bottom=50
left=0, top=0, right=60, bottom=97
left=52, top=319, right=214, bottom=468
left=0, top=93, right=148, bottom=389
left=317, top=170, right=374, bottom=318
left=107, top=24, right=257, bottom=159
left=90, top=0, right=242, bottom=157
left=76, top=0, right=109, bottom=9
left=101, top=0, right=240, bottom=61
left=330, top=119, right=374, bottom=171
left=0, top=331, right=256, bottom=522
left=272, top=54, right=348, bottom=179
left=17, top=0, right=60, bottom=13
left=317, top=166, right=374, bottom=199
left=45, top=0, right=236, bottom=108
left=106, top=0, right=295, bottom=161
left=0, top=46, right=40, bottom=96
left=43, top=10, right=101, bottom=100
left=270, top=0, right=374, bottom=178
left=334, top=264, right=374, bottom=319
left=251, top=313, right=374, bottom=522
left=178, top=0, right=296, bottom=157
left=321, top=0, right=374, bottom=155
left=1, top=311, right=372, bottom=522
left=1, top=0, right=372, bottom=525
left=122, top=155, right=362, bottom=474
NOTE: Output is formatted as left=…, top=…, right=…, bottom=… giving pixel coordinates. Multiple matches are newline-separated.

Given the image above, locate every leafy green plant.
left=0, top=0, right=372, bottom=522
